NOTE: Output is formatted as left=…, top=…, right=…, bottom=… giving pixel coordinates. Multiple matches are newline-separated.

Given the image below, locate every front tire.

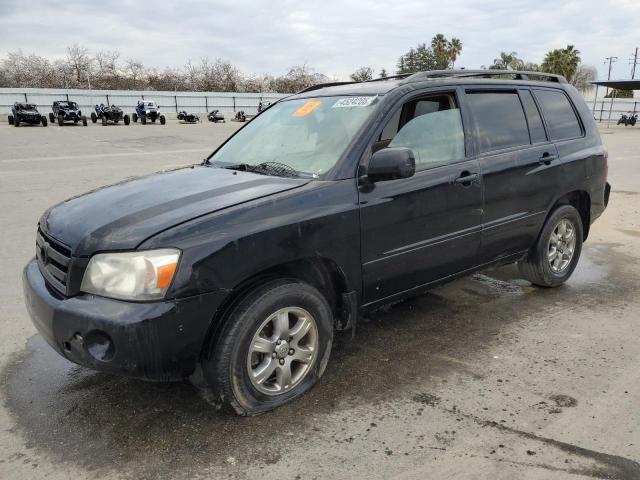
left=141, top=116, right=147, bottom=125
left=202, top=278, right=333, bottom=416
left=101, top=116, right=107, bottom=126
left=58, top=115, right=64, bottom=126
left=8, top=115, right=14, bottom=125
left=82, top=116, right=87, bottom=126
left=49, top=113, right=54, bottom=123
left=518, top=205, right=583, bottom=287
left=41, top=116, right=47, bottom=127
left=160, top=115, right=166, bottom=125
left=124, top=114, right=130, bottom=125
left=91, top=112, right=97, bottom=123
left=132, top=112, right=138, bottom=123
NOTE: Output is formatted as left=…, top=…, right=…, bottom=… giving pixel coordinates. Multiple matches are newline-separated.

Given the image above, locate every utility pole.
left=630, top=48, right=639, bottom=80
left=604, top=56, right=618, bottom=97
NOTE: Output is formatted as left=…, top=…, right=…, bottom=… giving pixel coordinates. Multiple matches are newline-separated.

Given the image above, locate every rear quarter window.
left=533, top=89, right=582, bottom=141
left=466, top=91, right=530, bottom=153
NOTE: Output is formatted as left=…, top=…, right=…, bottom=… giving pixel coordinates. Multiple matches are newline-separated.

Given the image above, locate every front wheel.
left=8, top=115, right=14, bottom=125
left=101, top=116, right=107, bottom=126
left=91, top=112, right=97, bottom=123
left=49, top=113, right=54, bottom=123
left=132, top=112, right=138, bottom=123
left=41, top=116, right=48, bottom=127
left=141, top=116, right=146, bottom=125
left=518, top=205, right=583, bottom=287
left=202, top=278, right=333, bottom=416
left=160, top=115, right=166, bottom=125
left=124, top=114, right=130, bottom=125
left=82, top=116, right=87, bottom=126
left=58, top=115, right=64, bottom=126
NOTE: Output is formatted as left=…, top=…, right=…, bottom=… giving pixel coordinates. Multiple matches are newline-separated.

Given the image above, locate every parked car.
left=23, top=70, right=610, bottom=415
left=50, top=100, right=87, bottom=126
left=9, top=102, right=47, bottom=127
left=91, top=104, right=130, bottom=126
left=177, top=110, right=200, bottom=123
left=207, top=110, right=225, bottom=123
left=133, top=100, right=165, bottom=125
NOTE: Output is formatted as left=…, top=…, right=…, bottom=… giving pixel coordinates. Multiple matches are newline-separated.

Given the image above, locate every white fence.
left=0, top=88, right=290, bottom=116
left=590, top=97, right=640, bottom=123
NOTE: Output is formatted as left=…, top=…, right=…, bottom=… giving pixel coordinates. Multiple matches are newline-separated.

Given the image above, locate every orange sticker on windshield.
left=293, top=101, right=321, bottom=117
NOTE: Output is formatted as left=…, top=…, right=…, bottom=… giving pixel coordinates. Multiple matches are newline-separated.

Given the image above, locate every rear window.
left=533, top=89, right=582, bottom=140
left=466, top=91, right=530, bottom=153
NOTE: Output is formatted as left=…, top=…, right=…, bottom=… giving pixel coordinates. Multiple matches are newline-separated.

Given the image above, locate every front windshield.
left=208, top=95, right=380, bottom=177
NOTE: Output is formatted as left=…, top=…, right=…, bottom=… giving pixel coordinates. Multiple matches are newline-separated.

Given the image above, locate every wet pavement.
left=1, top=122, right=639, bottom=479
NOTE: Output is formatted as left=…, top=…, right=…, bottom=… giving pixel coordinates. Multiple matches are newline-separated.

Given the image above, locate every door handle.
left=539, top=152, right=558, bottom=165
left=454, top=172, right=479, bottom=185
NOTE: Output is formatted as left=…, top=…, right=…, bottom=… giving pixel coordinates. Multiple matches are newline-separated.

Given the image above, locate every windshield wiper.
left=222, top=161, right=301, bottom=178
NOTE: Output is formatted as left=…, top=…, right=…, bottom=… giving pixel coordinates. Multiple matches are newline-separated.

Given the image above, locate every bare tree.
left=571, top=64, right=597, bottom=93
left=125, top=58, right=144, bottom=89
left=66, top=44, right=92, bottom=85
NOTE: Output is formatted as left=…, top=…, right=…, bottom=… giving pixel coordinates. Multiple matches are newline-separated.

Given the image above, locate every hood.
left=41, top=166, right=310, bottom=255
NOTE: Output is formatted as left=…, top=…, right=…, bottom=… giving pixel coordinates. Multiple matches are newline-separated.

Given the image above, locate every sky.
left=1, top=0, right=639, bottom=81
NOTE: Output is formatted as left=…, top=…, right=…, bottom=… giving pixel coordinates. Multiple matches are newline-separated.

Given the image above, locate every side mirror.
left=366, top=147, right=415, bottom=182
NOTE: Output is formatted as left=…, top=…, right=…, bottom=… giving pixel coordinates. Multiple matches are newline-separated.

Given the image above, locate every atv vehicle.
left=257, top=101, right=271, bottom=113
left=8, top=102, right=47, bottom=127
left=133, top=101, right=165, bottom=125
left=50, top=101, right=87, bottom=126
left=91, top=104, right=130, bottom=126
left=177, top=110, right=200, bottom=123
left=207, top=110, right=225, bottom=123
left=232, top=110, right=247, bottom=122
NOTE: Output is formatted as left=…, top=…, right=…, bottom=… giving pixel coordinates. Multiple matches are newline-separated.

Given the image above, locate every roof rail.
left=367, top=73, right=413, bottom=82
left=295, top=81, right=355, bottom=94
left=402, top=69, right=567, bottom=84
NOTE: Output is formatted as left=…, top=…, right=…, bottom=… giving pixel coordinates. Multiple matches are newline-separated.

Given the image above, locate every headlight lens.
left=80, top=249, right=180, bottom=301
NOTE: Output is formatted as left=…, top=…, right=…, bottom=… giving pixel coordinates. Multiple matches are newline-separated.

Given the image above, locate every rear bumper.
left=23, top=259, right=226, bottom=381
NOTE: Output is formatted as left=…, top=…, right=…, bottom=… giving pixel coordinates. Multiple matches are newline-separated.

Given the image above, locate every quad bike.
left=207, top=110, right=225, bottom=123
left=50, top=100, right=87, bottom=126
left=617, top=113, right=638, bottom=126
left=8, top=102, right=47, bottom=127
left=91, top=104, right=130, bottom=126
left=133, top=100, right=166, bottom=125
left=177, top=110, right=200, bottom=123
left=232, top=111, right=247, bottom=122
left=257, top=101, right=271, bottom=113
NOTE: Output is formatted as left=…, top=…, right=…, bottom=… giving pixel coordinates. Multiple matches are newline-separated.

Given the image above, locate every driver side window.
left=374, top=93, right=465, bottom=171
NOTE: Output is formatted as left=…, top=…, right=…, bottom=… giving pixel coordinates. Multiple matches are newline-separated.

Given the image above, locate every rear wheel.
left=14, top=116, right=19, bottom=127
left=41, top=116, right=47, bottom=127
left=91, top=112, right=97, bottom=123
left=49, top=113, right=54, bottom=123
left=202, top=278, right=333, bottom=416
left=160, top=115, right=166, bottom=125
left=132, top=112, right=138, bottom=123
left=82, top=116, right=87, bottom=126
left=8, top=115, right=14, bottom=125
left=518, top=205, right=583, bottom=287
left=124, top=114, right=130, bottom=125
left=57, top=115, right=64, bottom=126
left=101, top=116, right=107, bottom=126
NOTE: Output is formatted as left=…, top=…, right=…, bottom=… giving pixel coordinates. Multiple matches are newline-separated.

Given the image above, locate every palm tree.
left=449, top=38, right=462, bottom=68
left=490, top=51, right=520, bottom=70
left=541, top=45, right=581, bottom=82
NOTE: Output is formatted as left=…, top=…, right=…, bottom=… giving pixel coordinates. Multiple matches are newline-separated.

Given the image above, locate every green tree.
left=396, top=35, right=462, bottom=74
left=350, top=66, right=374, bottom=82
left=605, top=88, right=633, bottom=98
left=541, top=45, right=581, bottom=82
left=489, top=51, right=521, bottom=70
left=379, top=68, right=388, bottom=79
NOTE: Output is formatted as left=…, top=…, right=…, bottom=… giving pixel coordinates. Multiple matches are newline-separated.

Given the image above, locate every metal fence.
left=0, top=88, right=290, bottom=117
left=590, top=97, right=639, bottom=124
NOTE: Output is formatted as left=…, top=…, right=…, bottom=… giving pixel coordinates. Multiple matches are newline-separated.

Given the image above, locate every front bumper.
left=23, top=259, right=226, bottom=381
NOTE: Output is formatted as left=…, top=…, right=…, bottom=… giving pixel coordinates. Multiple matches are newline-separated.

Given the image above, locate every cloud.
left=0, top=0, right=637, bottom=80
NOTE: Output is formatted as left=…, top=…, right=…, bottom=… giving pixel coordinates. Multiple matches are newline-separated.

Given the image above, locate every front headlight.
left=80, top=249, right=180, bottom=301
left=145, top=109, right=150, bottom=114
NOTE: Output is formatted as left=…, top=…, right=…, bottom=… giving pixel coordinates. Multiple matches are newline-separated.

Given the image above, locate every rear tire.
left=82, top=116, right=87, bottom=126
left=14, top=117, right=19, bottom=127
left=132, top=113, right=138, bottom=123
left=91, top=112, right=97, bottom=123
left=102, top=116, right=107, bottom=126
left=8, top=115, right=14, bottom=125
left=160, top=115, right=166, bottom=125
left=518, top=205, right=583, bottom=287
left=124, top=114, right=130, bottom=125
left=58, top=115, right=64, bottom=126
left=202, top=278, right=333, bottom=416
left=41, top=116, right=47, bottom=127
left=49, top=113, right=54, bottom=123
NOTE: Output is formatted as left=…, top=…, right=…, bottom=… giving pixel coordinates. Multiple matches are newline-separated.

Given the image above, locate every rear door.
left=464, top=87, right=562, bottom=264
left=359, top=88, right=483, bottom=305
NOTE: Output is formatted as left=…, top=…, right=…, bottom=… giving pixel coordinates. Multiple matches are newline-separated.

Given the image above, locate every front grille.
left=36, top=228, right=72, bottom=295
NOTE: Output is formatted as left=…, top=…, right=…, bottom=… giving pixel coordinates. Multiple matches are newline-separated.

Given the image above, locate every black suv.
left=23, top=70, right=610, bottom=415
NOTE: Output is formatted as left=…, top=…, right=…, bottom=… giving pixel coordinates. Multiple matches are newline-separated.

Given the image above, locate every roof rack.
left=402, top=69, right=567, bottom=84
left=296, top=81, right=355, bottom=94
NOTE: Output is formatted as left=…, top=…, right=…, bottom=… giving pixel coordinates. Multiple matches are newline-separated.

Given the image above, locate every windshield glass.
left=208, top=95, right=380, bottom=177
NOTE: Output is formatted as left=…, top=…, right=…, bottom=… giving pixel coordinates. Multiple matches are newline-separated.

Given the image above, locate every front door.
left=358, top=90, right=483, bottom=306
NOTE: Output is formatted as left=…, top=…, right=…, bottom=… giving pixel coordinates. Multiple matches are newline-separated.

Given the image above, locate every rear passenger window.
left=466, top=91, right=530, bottom=153
left=533, top=89, right=582, bottom=140
left=520, top=90, right=547, bottom=143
